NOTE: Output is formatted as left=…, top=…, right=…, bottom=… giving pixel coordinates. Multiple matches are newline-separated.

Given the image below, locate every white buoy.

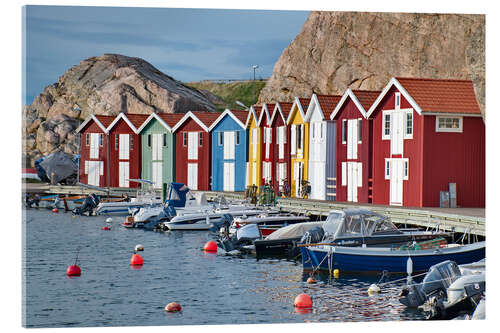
left=135, top=244, right=144, bottom=252
left=105, top=217, right=113, bottom=223
left=368, top=283, right=381, bottom=295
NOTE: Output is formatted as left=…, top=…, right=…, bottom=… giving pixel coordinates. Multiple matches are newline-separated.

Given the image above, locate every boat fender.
left=52, top=208, right=59, bottom=213
left=66, top=265, right=81, bottom=276
left=203, top=241, right=218, bottom=253
left=105, top=217, right=113, bottom=223
left=130, top=253, right=144, bottom=266
left=135, top=244, right=144, bottom=252
left=368, top=284, right=381, bottom=295
left=333, top=269, right=340, bottom=279
left=165, top=302, right=182, bottom=312
left=102, top=226, right=111, bottom=231
left=294, top=293, right=313, bottom=308
left=307, top=277, right=317, bottom=284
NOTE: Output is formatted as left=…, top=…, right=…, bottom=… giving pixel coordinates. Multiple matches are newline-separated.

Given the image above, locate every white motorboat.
left=94, top=179, right=162, bottom=215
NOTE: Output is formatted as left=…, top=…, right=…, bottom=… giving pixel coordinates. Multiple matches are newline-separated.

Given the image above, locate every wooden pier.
left=23, top=183, right=485, bottom=236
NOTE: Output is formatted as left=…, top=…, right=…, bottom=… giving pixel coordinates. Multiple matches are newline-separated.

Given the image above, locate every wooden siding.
left=175, top=117, right=212, bottom=190
left=140, top=119, right=175, bottom=187
left=270, top=111, right=291, bottom=194
left=289, top=105, right=309, bottom=198
left=422, top=116, right=485, bottom=207
left=211, top=114, right=248, bottom=191
left=108, top=118, right=142, bottom=188
left=247, top=114, right=261, bottom=187
left=325, top=121, right=336, bottom=200
left=78, top=120, right=109, bottom=187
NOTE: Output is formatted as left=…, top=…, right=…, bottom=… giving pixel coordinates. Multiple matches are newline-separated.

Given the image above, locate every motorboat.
left=231, top=213, right=311, bottom=236
left=399, top=259, right=485, bottom=320
left=95, top=179, right=162, bottom=215
left=253, top=221, right=324, bottom=259
left=298, top=208, right=484, bottom=273
left=217, top=223, right=263, bottom=255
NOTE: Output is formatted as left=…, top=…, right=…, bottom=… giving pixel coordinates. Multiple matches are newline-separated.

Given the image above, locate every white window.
left=199, top=132, right=203, bottom=146
left=358, top=118, right=362, bottom=143
left=382, top=111, right=391, bottom=140
left=405, top=111, right=413, bottom=138
left=99, top=133, right=104, bottom=146
left=436, top=116, right=463, bottom=133
left=395, top=92, right=401, bottom=108
left=342, top=119, right=347, bottom=144
left=218, top=132, right=223, bottom=146
left=85, top=133, right=90, bottom=146
left=385, top=159, right=390, bottom=180
left=404, top=159, right=409, bottom=180
left=236, top=131, right=240, bottom=145
left=182, top=132, right=187, bottom=146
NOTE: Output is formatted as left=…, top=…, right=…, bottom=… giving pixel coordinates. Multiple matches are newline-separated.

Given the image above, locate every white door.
left=346, top=162, right=360, bottom=202
left=188, top=163, right=198, bottom=190
left=252, top=162, right=257, bottom=185
left=278, top=162, right=286, bottom=187
left=152, top=161, right=162, bottom=188
left=87, top=161, right=100, bottom=186
left=188, top=132, right=198, bottom=160
left=390, top=159, right=404, bottom=205
left=347, top=119, right=358, bottom=159
left=223, top=131, right=235, bottom=160
left=90, top=133, right=99, bottom=159
left=294, top=162, right=303, bottom=197
left=265, top=128, right=271, bottom=159
left=119, top=134, right=129, bottom=160
left=252, top=128, right=258, bottom=159
left=152, top=133, right=163, bottom=161
left=119, top=161, right=129, bottom=187
left=390, top=112, right=404, bottom=155
left=223, top=162, right=235, bottom=191
left=278, top=126, right=285, bottom=159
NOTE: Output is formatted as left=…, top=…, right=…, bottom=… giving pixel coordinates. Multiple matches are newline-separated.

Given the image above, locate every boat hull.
left=300, top=242, right=485, bottom=274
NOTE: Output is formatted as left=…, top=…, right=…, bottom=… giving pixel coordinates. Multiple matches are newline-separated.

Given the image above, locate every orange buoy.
left=294, top=293, right=313, bottom=308
left=165, top=302, right=182, bottom=312
left=306, top=277, right=317, bottom=284
left=102, top=226, right=111, bottom=231
left=130, top=253, right=143, bottom=266
left=66, top=265, right=81, bottom=276
left=52, top=208, right=59, bottom=213
left=203, top=241, right=218, bottom=253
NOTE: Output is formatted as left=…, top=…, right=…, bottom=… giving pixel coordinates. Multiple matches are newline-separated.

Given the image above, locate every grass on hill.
left=186, top=80, right=267, bottom=112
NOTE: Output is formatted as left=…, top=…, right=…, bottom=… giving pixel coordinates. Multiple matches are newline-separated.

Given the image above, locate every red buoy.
left=203, top=241, right=218, bottom=253
left=165, top=302, right=182, bottom=312
left=52, top=208, right=59, bottom=213
left=294, top=293, right=313, bottom=308
left=66, top=265, right=81, bottom=276
left=102, top=226, right=111, bottom=231
left=130, top=253, right=143, bottom=266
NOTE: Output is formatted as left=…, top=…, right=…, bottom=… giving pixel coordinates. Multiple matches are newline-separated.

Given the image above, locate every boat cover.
left=265, top=222, right=324, bottom=240
left=38, top=151, right=78, bottom=184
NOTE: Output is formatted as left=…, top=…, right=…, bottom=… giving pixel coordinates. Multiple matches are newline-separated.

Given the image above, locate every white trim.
left=208, top=109, right=246, bottom=131
left=304, top=94, right=324, bottom=122
left=423, top=112, right=482, bottom=117
left=106, top=113, right=140, bottom=134
left=330, top=88, right=368, bottom=120
left=257, top=103, right=272, bottom=126
left=137, top=112, right=172, bottom=133
left=403, top=159, right=409, bottom=180
left=171, top=111, right=209, bottom=133
left=270, top=102, right=286, bottom=124
left=245, top=106, right=259, bottom=128
left=404, top=110, right=414, bottom=139
left=357, top=118, right=363, bottom=144
left=382, top=110, right=391, bottom=140
left=341, top=119, right=347, bottom=144
left=395, top=92, right=401, bottom=108
left=435, top=116, right=463, bottom=133
left=286, top=97, right=306, bottom=125
left=76, top=114, right=109, bottom=134
left=367, top=78, right=423, bottom=118
left=384, top=159, right=390, bottom=180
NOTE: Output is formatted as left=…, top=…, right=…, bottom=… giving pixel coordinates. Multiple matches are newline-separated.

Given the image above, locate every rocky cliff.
left=259, top=12, right=485, bottom=114
left=23, top=54, right=215, bottom=166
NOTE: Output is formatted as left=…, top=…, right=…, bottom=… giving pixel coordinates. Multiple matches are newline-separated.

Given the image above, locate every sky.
left=23, top=6, right=309, bottom=105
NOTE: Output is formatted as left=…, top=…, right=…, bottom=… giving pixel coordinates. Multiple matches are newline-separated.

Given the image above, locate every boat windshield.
left=213, top=195, right=229, bottom=208
left=363, top=214, right=400, bottom=235
left=322, top=211, right=344, bottom=238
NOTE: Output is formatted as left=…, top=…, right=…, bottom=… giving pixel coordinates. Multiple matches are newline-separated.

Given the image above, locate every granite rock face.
left=259, top=12, right=485, bottom=114
left=23, top=54, right=215, bottom=166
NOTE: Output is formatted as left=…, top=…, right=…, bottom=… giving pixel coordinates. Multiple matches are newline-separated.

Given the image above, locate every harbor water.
left=23, top=209, right=425, bottom=328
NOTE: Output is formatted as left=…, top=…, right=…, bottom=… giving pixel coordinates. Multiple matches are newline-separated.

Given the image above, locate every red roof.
left=157, top=113, right=186, bottom=128
left=277, top=102, right=293, bottom=120
left=230, top=110, right=250, bottom=125
left=316, top=94, right=342, bottom=118
left=190, top=111, right=220, bottom=128
left=126, top=114, right=149, bottom=129
left=396, top=77, right=480, bottom=114
left=298, top=98, right=311, bottom=110
left=94, top=115, right=115, bottom=128
left=351, top=90, right=381, bottom=111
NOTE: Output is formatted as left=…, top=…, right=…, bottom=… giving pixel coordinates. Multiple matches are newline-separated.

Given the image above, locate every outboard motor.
left=399, top=260, right=462, bottom=308
left=298, top=226, right=325, bottom=245
left=218, top=223, right=261, bottom=253
left=72, top=193, right=100, bottom=216
left=143, top=206, right=177, bottom=231
left=210, top=214, right=233, bottom=232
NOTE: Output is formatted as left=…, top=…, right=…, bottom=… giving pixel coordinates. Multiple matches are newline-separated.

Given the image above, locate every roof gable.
left=286, top=97, right=310, bottom=125
left=76, top=114, right=115, bottom=133
left=257, top=103, right=274, bottom=126
left=106, top=113, right=147, bottom=134
left=171, top=111, right=219, bottom=133
left=208, top=109, right=247, bottom=131
left=330, top=89, right=380, bottom=120
left=246, top=105, right=261, bottom=128
left=367, top=77, right=481, bottom=118
left=305, top=94, right=342, bottom=122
